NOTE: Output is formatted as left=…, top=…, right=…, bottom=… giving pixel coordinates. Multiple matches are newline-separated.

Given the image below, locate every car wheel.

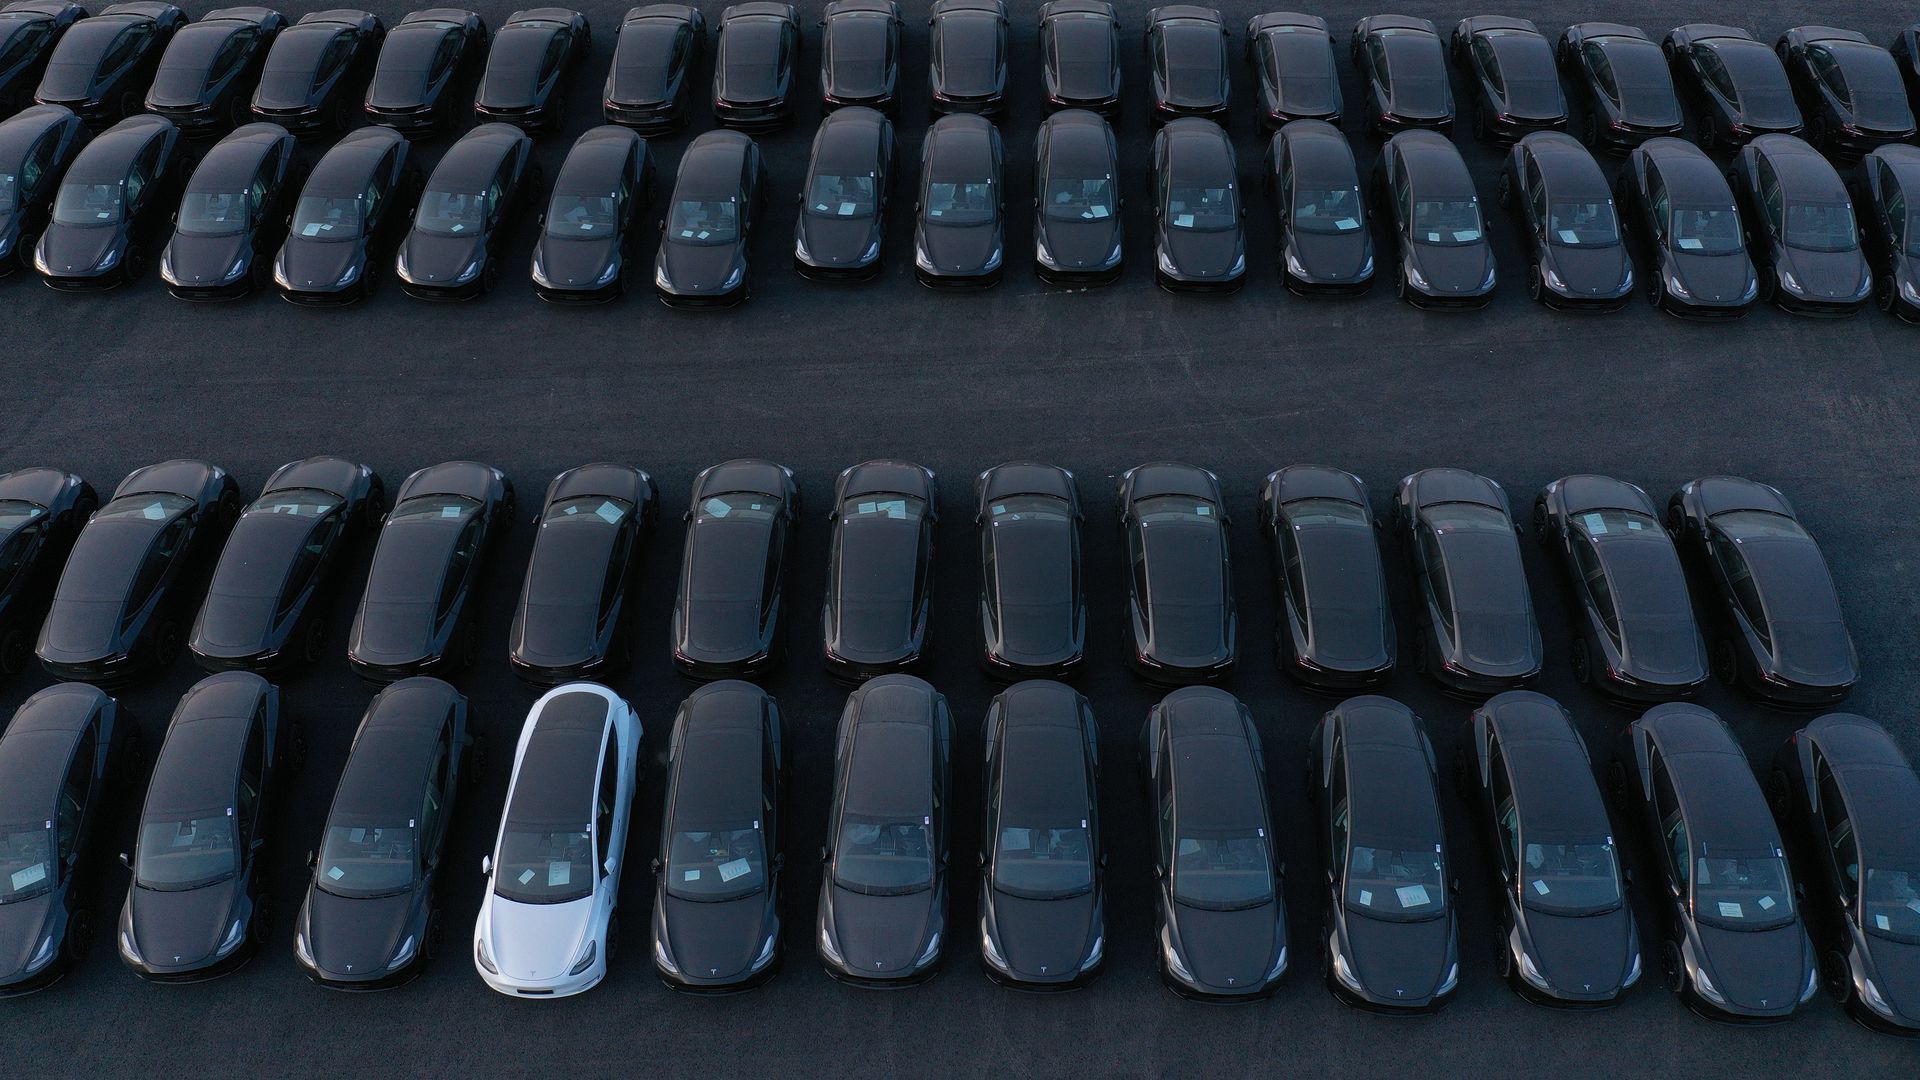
left=122, top=243, right=147, bottom=283
left=1877, top=273, right=1897, bottom=314
left=423, top=907, right=446, bottom=961
left=1695, top=117, right=1717, bottom=153
left=1646, top=273, right=1662, bottom=309
left=62, top=908, right=94, bottom=963
left=1765, top=767, right=1792, bottom=819
left=251, top=892, right=274, bottom=946
left=300, top=616, right=329, bottom=665
left=1660, top=940, right=1685, bottom=995
left=1822, top=950, right=1852, bottom=1004
left=15, top=229, right=38, bottom=272
left=1758, top=270, right=1777, bottom=304
left=1711, top=639, right=1738, bottom=685
left=1495, top=172, right=1512, bottom=209
left=228, top=95, right=249, bottom=129
left=362, top=483, right=386, bottom=527
left=1807, top=116, right=1827, bottom=150
left=1570, top=637, right=1593, bottom=685
left=0, top=627, right=27, bottom=676
left=153, top=620, right=182, bottom=668
left=1472, top=102, right=1489, bottom=142
left=1666, top=503, right=1685, bottom=536
left=1606, top=759, right=1629, bottom=812
left=218, top=487, right=241, bottom=526
left=1581, top=112, right=1598, bottom=147
left=1450, top=744, right=1469, bottom=797
left=465, top=735, right=488, bottom=787
left=1527, top=263, right=1544, bottom=303
left=481, top=257, right=500, bottom=295
left=456, top=620, right=479, bottom=669
left=332, top=95, right=356, bottom=131
left=1493, top=925, right=1514, bottom=981
left=117, top=90, right=139, bottom=120
left=1395, top=264, right=1410, bottom=302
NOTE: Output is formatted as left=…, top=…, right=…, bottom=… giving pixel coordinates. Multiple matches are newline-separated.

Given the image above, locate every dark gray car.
left=818, top=0, right=898, bottom=112
left=0, top=103, right=88, bottom=275
left=1245, top=11, right=1338, bottom=130
left=671, top=459, right=799, bottom=681
left=1258, top=465, right=1392, bottom=691
left=1498, top=130, right=1632, bottom=309
left=1031, top=108, right=1119, bottom=284
left=821, top=460, right=936, bottom=682
left=531, top=124, right=654, bottom=302
left=1266, top=119, right=1371, bottom=293
left=507, top=463, right=657, bottom=685
left=1039, top=0, right=1119, bottom=115
left=793, top=105, right=893, bottom=280
left=396, top=121, right=537, bottom=299
left=912, top=111, right=1002, bottom=286
left=928, top=0, right=1006, bottom=116
left=1730, top=133, right=1873, bottom=315
left=1663, top=24, right=1802, bottom=151
left=1118, top=461, right=1233, bottom=684
left=160, top=121, right=298, bottom=300
left=974, top=462, right=1084, bottom=678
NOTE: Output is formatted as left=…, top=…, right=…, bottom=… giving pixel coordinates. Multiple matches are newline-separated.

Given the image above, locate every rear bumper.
left=714, top=101, right=790, bottom=131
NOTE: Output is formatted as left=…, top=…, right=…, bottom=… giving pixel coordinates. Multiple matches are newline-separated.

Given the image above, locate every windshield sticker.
left=594, top=501, right=624, bottom=525
left=1880, top=914, right=1894, bottom=931
left=683, top=869, right=700, bottom=881
left=1001, top=828, right=1032, bottom=851
left=857, top=499, right=909, bottom=519
left=1174, top=213, right=1196, bottom=228
left=1177, top=838, right=1202, bottom=857
left=1424, top=231, right=1442, bottom=242
left=302, top=222, right=325, bottom=236
left=1088, top=205, right=1110, bottom=219
left=1677, top=237, right=1703, bottom=250
left=142, top=503, right=168, bottom=520
left=441, top=505, right=462, bottom=518
left=327, top=866, right=345, bottom=881
left=717, top=858, right=752, bottom=883
left=839, top=201, right=858, bottom=216
left=703, top=498, right=731, bottom=518
left=991, top=504, right=1005, bottom=516
left=547, top=860, right=571, bottom=887
left=517, top=868, right=536, bottom=885
left=1757, top=895, right=1776, bottom=910
left=1718, top=901, right=1743, bottom=918
left=1395, top=884, right=1430, bottom=909
left=349, top=828, right=366, bottom=843
left=1558, top=229, right=1580, bottom=243
left=171, top=824, right=198, bottom=846
left=1909, top=898, right=1920, bottom=915
left=1335, top=217, right=1359, bottom=230
left=1531, top=879, right=1551, bottom=895
left=1358, top=889, right=1373, bottom=906
left=1582, top=512, right=1607, bottom=535
left=1195, top=505, right=1212, bottom=515
left=10, top=864, right=45, bottom=891
left=1452, top=230, right=1477, bottom=242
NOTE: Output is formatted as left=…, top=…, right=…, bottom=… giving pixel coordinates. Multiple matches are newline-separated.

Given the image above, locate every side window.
left=1708, top=530, right=1768, bottom=643
left=1328, top=736, right=1349, bottom=873
left=429, top=31, right=460, bottom=82
left=100, top=25, right=148, bottom=73
left=209, top=28, right=255, bottom=84
left=1583, top=43, right=1617, bottom=102
left=1812, top=48, right=1847, bottom=98
left=279, top=511, right=341, bottom=617
left=1416, top=523, right=1454, bottom=629
left=598, top=522, right=634, bottom=628
left=1128, top=523, right=1149, bottom=605
left=1571, top=537, right=1619, bottom=642
left=1153, top=728, right=1174, bottom=864
left=669, top=27, right=690, bottom=70
left=20, top=132, right=54, bottom=191
left=1699, top=50, right=1737, bottom=104
left=541, top=33, right=568, bottom=81
left=419, top=732, right=449, bottom=859
left=237, top=716, right=265, bottom=844
left=1650, top=749, right=1687, bottom=885
left=776, top=26, right=791, bottom=71
left=1392, top=158, right=1411, bottom=222
left=486, top=161, right=510, bottom=221
left=594, top=729, right=618, bottom=868
left=1277, top=152, right=1293, bottom=218
left=125, top=144, right=154, bottom=206
left=1648, top=168, right=1670, bottom=236
left=56, top=728, right=95, bottom=864
left=980, top=525, right=997, bottom=622
left=1886, top=170, right=1908, bottom=249
left=436, top=516, right=484, bottom=623
left=0, top=520, right=42, bottom=583
left=1815, top=756, right=1857, bottom=893
left=249, top=168, right=270, bottom=219
left=1488, top=735, right=1518, bottom=876
left=1525, top=159, right=1548, bottom=228
left=1279, top=522, right=1307, bottom=617
left=127, top=516, right=190, bottom=617
left=1757, top=158, right=1784, bottom=236
left=1473, top=38, right=1503, bottom=95
left=759, top=519, right=785, bottom=626
left=316, top=33, right=354, bottom=85
left=1366, top=39, right=1390, bottom=94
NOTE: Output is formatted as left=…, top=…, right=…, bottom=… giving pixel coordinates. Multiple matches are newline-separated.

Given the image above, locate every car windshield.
left=493, top=825, right=594, bottom=904
left=1293, top=186, right=1364, bottom=234
left=51, top=181, right=124, bottom=226
left=545, top=191, right=620, bottom=238
left=1134, top=494, right=1218, bottom=524
left=696, top=492, right=780, bottom=522
left=175, top=191, right=250, bottom=237
left=316, top=823, right=419, bottom=898
left=1172, top=830, right=1273, bottom=909
left=1693, top=853, right=1795, bottom=930
left=1548, top=199, right=1619, bottom=246
left=95, top=493, right=195, bottom=522
left=1783, top=201, right=1857, bottom=252
left=1519, top=840, right=1623, bottom=915
left=1165, top=184, right=1236, bottom=231
left=1285, top=497, right=1369, bottom=527
left=1862, top=867, right=1920, bottom=944
left=1669, top=206, right=1742, bottom=253
left=1345, top=844, right=1447, bottom=920
left=833, top=813, right=933, bottom=895
left=291, top=194, right=363, bottom=240
left=0, top=824, right=54, bottom=904
left=841, top=494, right=927, bottom=521
left=806, top=173, right=878, bottom=218
left=1043, top=176, right=1115, bottom=222
left=1413, top=198, right=1483, bottom=244
left=665, top=823, right=767, bottom=901
left=1906, top=210, right=1920, bottom=258
left=386, top=494, right=479, bottom=522
left=135, top=814, right=239, bottom=891
left=414, top=189, right=487, bottom=235
left=246, top=489, right=345, bottom=517
left=924, top=179, right=996, bottom=225
left=993, top=822, right=1093, bottom=900
left=667, top=197, right=739, bottom=243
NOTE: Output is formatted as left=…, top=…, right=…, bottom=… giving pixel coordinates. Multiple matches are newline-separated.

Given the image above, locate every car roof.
left=0, top=685, right=106, bottom=823
left=924, top=111, right=996, bottom=171
left=1638, top=138, right=1727, bottom=200
left=145, top=674, right=268, bottom=817
left=505, top=689, right=610, bottom=827
left=0, top=106, right=77, bottom=164
left=553, top=127, right=639, bottom=191
left=1160, top=688, right=1261, bottom=830
left=64, top=115, right=173, bottom=182
left=184, top=126, right=287, bottom=192
left=328, top=678, right=459, bottom=821
left=670, top=682, right=767, bottom=825
left=811, top=108, right=888, bottom=171
left=1751, top=136, right=1848, bottom=199
left=1000, top=722, right=1089, bottom=823
left=427, top=124, right=525, bottom=188
left=722, top=1, right=794, bottom=22
left=678, top=129, right=753, bottom=189
left=1281, top=123, right=1357, bottom=181
left=1521, top=134, right=1610, bottom=199
left=1390, top=131, right=1473, bottom=194
left=306, top=126, right=405, bottom=194
left=1150, top=5, right=1220, bottom=27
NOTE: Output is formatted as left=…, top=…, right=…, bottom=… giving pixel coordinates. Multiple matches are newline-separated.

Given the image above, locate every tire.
left=1527, top=263, right=1544, bottom=303
left=604, top=912, right=619, bottom=965
left=362, top=482, right=387, bottom=527
left=300, top=616, right=329, bottom=665
left=481, top=257, right=500, bottom=295
left=1571, top=636, right=1593, bottom=685
left=1666, top=503, right=1685, bottom=536
left=1646, top=274, right=1663, bottom=309
left=16, top=229, right=38, bottom=273
left=1877, top=273, right=1897, bottom=314
left=152, top=620, right=182, bottom=668
left=1711, top=639, right=1738, bottom=686
left=1758, top=271, right=1776, bottom=304
left=1661, top=940, right=1685, bottom=995
left=123, top=243, right=147, bottom=283
left=1472, top=102, right=1489, bottom=142
left=1581, top=112, right=1598, bottom=148
left=1695, top=117, right=1717, bottom=153
left=118, top=90, right=139, bottom=121
left=1765, top=768, right=1792, bottom=819
left=218, top=487, right=241, bottom=527
left=1495, top=171, right=1512, bottom=209
left=251, top=892, right=273, bottom=947
left=62, top=908, right=94, bottom=964
left=423, top=907, right=446, bottom=961
left=228, top=94, right=249, bottom=129
left=1606, top=759, right=1629, bottom=812
left=0, top=627, right=28, bottom=676
left=1822, top=950, right=1852, bottom=1004
left=332, top=95, right=356, bottom=132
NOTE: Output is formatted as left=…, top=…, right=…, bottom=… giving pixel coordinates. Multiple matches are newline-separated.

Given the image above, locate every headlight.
left=1228, top=251, right=1245, bottom=276
left=225, top=255, right=248, bottom=283
left=1264, top=943, right=1288, bottom=983
left=1781, top=270, right=1801, bottom=294
left=1436, top=961, right=1459, bottom=995
left=96, top=246, right=120, bottom=271
left=1623, top=949, right=1642, bottom=988
left=476, top=936, right=498, bottom=974
left=1079, top=934, right=1103, bottom=973
left=595, top=259, right=620, bottom=286
left=1285, top=251, right=1306, bottom=276
left=32, top=246, right=50, bottom=273
left=24, top=932, right=57, bottom=973
left=294, top=928, right=314, bottom=966
left=861, top=238, right=880, bottom=262
left=567, top=939, right=597, bottom=976
left=1480, top=264, right=1497, bottom=289
left=216, top=917, right=246, bottom=957
left=793, top=232, right=811, bottom=261
left=750, top=932, right=777, bottom=972
left=273, top=256, right=292, bottom=288
left=335, top=261, right=359, bottom=287
left=979, top=919, right=1010, bottom=971
left=1862, top=976, right=1894, bottom=1015
left=388, top=934, right=417, bottom=969
left=0, top=235, right=12, bottom=260
left=1666, top=272, right=1691, bottom=299
left=395, top=247, right=410, bottom=278
left=981, top=246, right=1002, bottom=273
left=653, top=934, right=680, bottom=974
left=119, top=927, right=142, bottom=964
left=914, top=932, right=941, bottom=968
left=1161, top=926, right=1196, bottom=984
left=1901, top=279, right=1920, bottom=303
left=1798, top=963, right=1817, bottom=1004
left=1514, top=937, right=1552, bottom=992
left=1034, top=234, right=1055, bottom=267
left=817, top=921, right=844, bottom=965
left=1406, top=263, right=1428, bottom=290
left=1106, top=240, right=1123, bottom=266
left=1156, top=246, right=1178, bottom=275
left=1693, top=962, right=1727, bottom=1005
left=1330, top=946, right=1365, bottom=993
left=914, top=240, right=936, bottom=273
left=653, top=261, right=672, bottom=290
left=1543, top=267, right=1565, bottom=291
left=456, top=258, right=483, bottom=284
left=1738, top=276, right=1758, bottom=301
left=722, top=264, right=744, bottom=289
left=1619, top=265, right=1634, bottom=289
left=1359, top=253, right=1373, bottom=276
left=159, top=249, right=173, bottom=279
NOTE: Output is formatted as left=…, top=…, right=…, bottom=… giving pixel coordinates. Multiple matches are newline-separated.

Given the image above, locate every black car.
left=1393, top=468, right=1540, bottom=697
left=975, top=463, right=1084, bottom=678
left=1145, top=5, right=1226, bottom=125
left=671, top=459, right=798, bottom=681
left=1310, top=695, right=1458, bottom=1012
left=38, top=459, right=237, bottom=683
left=650, top=680, right=786, bottom=992
left=816, top=674, right=952, bottom=987
left=1612, top=703, right=1818, bottom=1022
left=1451, top=16, right=1566, bottom=142
left=1266, top=119, right=1370, bottom=293
left=1245, top=12, right=1338, bottom=131
left=31, top=111, right=177, bottom=287
left=294, top=676, right=470, bottom=990
left=1460, top=691, right=1640, bottom=1007
left=653, top=127, right=762, bottom=305
left=1855, top=143, right=1920, bottom=320
left=396, top=121, right=537, bottom=299
left=272, top=124, right=418, bottom=303
left=1667, top=476, right=1857, bottom=707
left=819, top=0, right=898, bottom=113
left=793, top=105, right=893, bottom=280
left=118, top=671, right=296, bottom=982
left=1498, top=131, right=1633, bottom=309
left=0, top=467, right=94, bottom=675
left=0, top=2, right=85, bottom=115
left=531, top=124, right=654, bottom=301
left=1770, top=714, right=1920, bottom=1034
left=1731, top=134, right=1873, bottom=315
left=1118, top=462, right=1233, bottom=684
left=1039, top=0, right=1119, bottom=116
left=1559, top=23, right=1684, bottom=152
left=1664, top=24, right=1802, bottom=151
left=0, top=683, right=128, bottom=995
left=473, top=7, right=587, bottom=133
left=1031, top=108, right=1119, bottom=284
left=143, top=6, right=284, bottom=135
left=1140, top=686, right=1283, bottom=1000
left=1151, top=116, right=1242, bottom=291
left=188, top=456, right=382, bottom=674
left=913, top=111, right=1002, bottom=287
left=363, top=8, right=489, bottom=136
left=0, top=103, right=88, bottom=275
left=159, top=121, right=298, bottom=300
left=1779, top=26, right=1916, bottom=159
left=711, top=2, right=797, bottom=131
left=1353, top=14, right=1452, bottom=136
left=1533, top=474, right=1706, bottom=702
left=249, top=9, right=382, bottom=135
left=978, top=680, right=1102, bottom=990
left=508, top=463, right=657, bottom=684
left=1377, top=129, right=1495, bottom=307
left=33, top=1, right=184, bottom=128
left=347, top=460, right=514, bottom=682
left=1257, top=465, right=1392, bottom=691
left=821, top=460, right=936, bottom=682
left=1617, top=137, right=1757, bottom=316
left=603, top=4, right=703, bottom=133
left=929, top=0, right=1006, bottom=117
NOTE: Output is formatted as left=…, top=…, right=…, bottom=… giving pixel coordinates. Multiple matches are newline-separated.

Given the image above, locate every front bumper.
left=915, top=264, right=1002, bottom=289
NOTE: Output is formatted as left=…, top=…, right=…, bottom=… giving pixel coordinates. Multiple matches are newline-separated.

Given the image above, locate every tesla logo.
left=1761, top=998, right=1769, bottom=1006
left=709, top=967, right=718, bottom=975
left=1039, top=965, right=1048, bottom=973
left=173, top=955, right=181, bottom=963
left=1394, top=989, right=1405, bottom=996
left=1583, top=983, right=1590, bottom=991
left=876, top=961, right=884, bottom=968
left=1226, top=977, right=1236, bottom=984
left=346, top=964, right=354, bottom=971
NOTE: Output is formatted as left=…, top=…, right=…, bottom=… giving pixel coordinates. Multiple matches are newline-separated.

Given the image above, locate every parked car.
left=974, top=462, right=1084, bottom=677
left=1265, top=119, right=1371, bottom=293
left=0, top=1, right=86, bottom=115
left=507, top=463, right=657, bottom=684
left=1558, top=22, right=1684, bottom=151
left=1393, top=468, right=1540, bottom=697
left=653, top=128, right=763, bottom=305
left=1257, top=465, right=1392, bottom=691
left=1854, top=142, right=1920, bottom=320
left=928, top=0, right=1006, bottom=117
left=670, top=459, right=799, bottom=681
left=159, top=121, right=299, bottom=299
left=363, top=7, right=489, bottom=135
left=33, top=1, right=185, bottom=127
left=1039, top=0, right=1119, bottom=116
left=710, top=2, right=797, bottom=131
left=602, top=4, right=704, bottom=133
left=473, top=7, right=587, bottom=133
left=912, top=111, right=1003, bottom=286
left=396, top=121, right=537, bottom=299
left=143, top=6, right=283, bottom=135
left=272, top=124, right=418, bottom=302
left=1663, top=24, right=1802, bottom=151
left=1245, top=11, right=1338, bottom=130
left=1377, top=129, right=1495, bottom=307
left=531, top=124, right=654, bottom=301
left=1616, top=137, right=1757, bottom=316
left=793, top=105, right=894, bottom=280
left=1150, top=116, right=1243, bottom=291
left=1353, top=14, right=1452, bottom=135
left=1030, top=108, right=1119, bottom=284
left=1451, top=15, right=1567, bottom=141
left=1497, top=131, right=1633, bottom=309
left=1118, top=462, right=1233, bottom=683
left=818, top=0, right=898, bottom=113
left=1729, top=134, right=1873, bottom=315
left=821, top=460, right=937, bottom=682
left=31, top=112, right=180, bottom=288
left=0, top=467, right=95, bottom=675
left=248, top=8, right=382, bottom=134
left=1778, top=26, right=1916, bottom=158
left=0, top=104, right=88, bottom=274
left=1144, top=5, right=1226, bottom=125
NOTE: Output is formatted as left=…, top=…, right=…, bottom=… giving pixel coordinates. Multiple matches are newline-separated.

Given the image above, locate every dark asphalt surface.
left=2, top=0, right=1919, bottom=1076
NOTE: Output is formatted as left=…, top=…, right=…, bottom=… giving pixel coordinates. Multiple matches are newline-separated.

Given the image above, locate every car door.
left=1808, top=46, right=1846, bottom=119
left=1695, top=47, right=1735, bottom=121
left=276, top=504, right=343, bottom=631
left=1415, top=519, right=1454, bottom=639
left=1812, top=753, right=1858, bottom=917
left=1391, top=150, right=1413, bottom=242
left=1648, top=746, right=1688, bottom=904
left=1366, top=37, right=1390, bottom=108
left=1754, top=155, right=1785, bottom=261
left=1570, top=535, right=1620, bottom=650
left=55, top=724, right=96, bottom=890
left=596, top=515, right=636, bottom=639
left=236, top=711, right=266, bottom=872
left=435, top=513, right=484, bottom=635
left=1487, top=731, right=1520, bottom=896
left=1326, top=729, right=1349, bottom=895
left=1582, top=42, right=1617, bottom=113
left=593, top=725, right=619, bottom=896
left=125, top=512, right=191, bottom=631
left=1154, top=722, right=1175, bottom=884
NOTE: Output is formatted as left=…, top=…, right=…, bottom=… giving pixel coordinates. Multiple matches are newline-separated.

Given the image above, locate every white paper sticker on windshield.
left=1002, top=828, right=1032, bottom=852
left=10, top=863, right=46, bottom=891
left=1909, top=898, right=1920, bottom=915
left=1453, top=231, right=1478, bottom=242
left=349, top=828, right=366, bottom=843
left=1718, top=901, right=1743, bottom=918
left=1425, top=232, right=1442, bottom=243
left=441, top=506, right=462, bottom=519
left=1174, top=213, right=1195, bottom=228
left=1582, top=513, right=1607, bottom=535
left=696, top=230, right=711, bottom=240
left=1177, top=838, right=1202, bottom=857
left=547, top=861, right=571, bottom=887
left=1335, top=217, right=1360, bottom=230
left=1396, top=884, right=1431, bottom=908
left=142, top=503, right=168, bottom=520
left=1757, top=895, right=1776, bottom=910
left=839, top=201, right=857, bottom=216
left=518, top=868, right=536, bottom=885
left=683, top=869, right=700, bottom=881
left=302, top=223, right=325, bottom=237
left=327, top=866, right=345, bottom=881
left=1877, top=913, right=1893, bottom=930
left=1358, top=889, right=1373, bottom=906
left=717, top=858, right=752, bottom=883
left=1559, top=229, right=1580, bottom=244
left=595, top=501, right=624, bottom=525
left=1531, top=879, right=1550, bottom=895
left=1195, top=505, right=1212, bottom=515
left=1677, top=237, right=1703, bottom=250
left=1088, top=206, right=1110, bottom=219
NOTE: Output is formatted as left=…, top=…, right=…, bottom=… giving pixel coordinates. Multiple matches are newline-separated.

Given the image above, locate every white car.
left=474, top=682, right=639, bottom=998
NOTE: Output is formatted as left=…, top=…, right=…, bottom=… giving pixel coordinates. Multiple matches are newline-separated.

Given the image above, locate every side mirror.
left=250, top=837, right=267, bottom=852
left=536, top=212, right=545, bottom=227
left=976, top=851, right=987, bottom=868
left=818, top=845, right=830, bottom=863
left=602, top=857, right=616, bottom=877
left=657, top=218, right=666, bottom=231
left=773, top=852, right=785, bottom=870
left=1098, top=852, right=1109, bottom=869
left=1152, top=862, right=1167, bottom=880
left=118, top=851, right=132, bottom=869
left=480, top=855, right=493, bottom=876
left=1450, top=878, right=1461, bottom=895
left=306, top=849, right=318, bottom=869
left=649, top=856, right=661, bottom=875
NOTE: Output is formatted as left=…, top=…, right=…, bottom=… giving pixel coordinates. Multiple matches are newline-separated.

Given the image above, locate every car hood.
left=1867, top=937, right=1920, bottom=1026
left=1768, top=620, right=1856, bottom=686
left=990, top=888, right=1095, bottom=981
left=305, top=885, right=415, bottom=978
left=166, top=231, right=251, bottom=286
left=402, top=229, right=487, bottom=285
left=1346, top=909, right=1453, bottom=1001
left=661, top=891, right=767, bottom=981
left=798, top=213, right=880, bottom=266
left=534, top=234, right=619, bottom=289
left=1616, top=615, right=1703, bottom=680
left=39, top=598, right=122, bottom=662
left=351, top=599, right=437, bottom=666
left=1408, top=241, right=1492, bottom=293
left=918, top=220, right=1000, bottom=274
left=827, top=883, right=934, bottom=976
left=1544, top=242, right=1630, bottom=295
left=127, top=879, right=241, bottom=970
left=480, top=894, right=594, bottom=983
left=1669, top=250, right=1753, bottom=304
left=1037, top=214, right=1120, bottom=270
left=1777, top=245, right=1869, bottom=301
left=1453, top=611, right=1539, bottom=674
left=1172, top=900, right=1277, bottom=991
left=38, top=224, right=122, bottom=276
left=1290, top=228, right=1370, bottom=283
left=1160, top=225, right=1241, bottom=278
left=1522, top=904, right=1632, bottom=997
left=658, top=239, right=743, bottom=294
left=0, top=894, right=55, bottom=983
left=280, top=238, right=367, bottom=291
left=1694, top=920, right=1809, bottom=1012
